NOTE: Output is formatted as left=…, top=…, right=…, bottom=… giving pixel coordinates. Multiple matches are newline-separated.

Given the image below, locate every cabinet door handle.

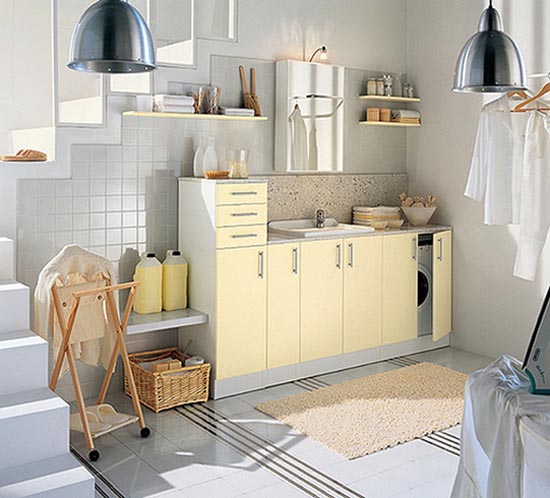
left=230, top=191, right=258, bottom=196
left=437, top=237, right=443, bottom=261
left=412, top=237, right=417, bottom=261
left=258, top=250, right=265, bottom=279
left=336, top=243, right=342, bottom=269
left=292, top=247, right=298, bottom=274
left=230, top=212, right=258, bottom=217
left=348, top=243, right=354, bottom=268
left=230, top=233, right=258, bottom=239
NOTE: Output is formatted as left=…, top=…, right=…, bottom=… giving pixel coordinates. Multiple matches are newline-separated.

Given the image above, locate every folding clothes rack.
left=49, top=276, right=150, bottom=461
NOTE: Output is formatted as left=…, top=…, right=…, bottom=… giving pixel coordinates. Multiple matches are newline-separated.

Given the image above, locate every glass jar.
left=402, top=82, right=410, bottom=98
left=407, top=84, right=415, bottom=98
left=227, top=148, right=249, bottom=179
left=367, top=78, right=377, bottom=96
left=376, top=78, right=384, bottom=96
left=383, top=74, right=393, bottom=97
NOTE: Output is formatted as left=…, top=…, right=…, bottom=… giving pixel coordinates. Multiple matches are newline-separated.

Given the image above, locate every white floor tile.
left=314, top=371, right=355, bottom=385
left=358, top=445, right=414, bottom=472
left=351, top=472, right=410, bottom=498
left=207, top=397, right=255, bottom=417
left=235, top=389, right=278, bottom=406
left=323, top=457, right=379, bottom=484
left=222, top=465, right=280, bottom=493
left=298, top=447, right=347, bottom=468
left=382, top=451, right=459, bottom=488
left=410, top=473, right=457, bottom=498
left=243, top=480, right=310, bottom=497
left=181, top=477, right=243, bottom=498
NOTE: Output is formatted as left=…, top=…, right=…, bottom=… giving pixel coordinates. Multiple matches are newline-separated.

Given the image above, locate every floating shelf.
left=127, top=308, right=208, bottom=335
left=358, top=95, right=421, bottom=103
left=359, top=121, right=421, bottom=128
left=123, top=111, right=268, bottom=122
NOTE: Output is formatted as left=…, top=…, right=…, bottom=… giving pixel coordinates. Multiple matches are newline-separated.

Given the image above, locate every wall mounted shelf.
left=358, top=95, right=421, bottom=103
left=359, top=121, right=421, bottom=128
left=127, top=308, right=208, bottom=335
left=123, top=111, right=268, bottom=122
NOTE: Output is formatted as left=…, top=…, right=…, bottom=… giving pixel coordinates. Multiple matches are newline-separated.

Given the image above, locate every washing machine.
left=417, top=234, right=433, bottom=337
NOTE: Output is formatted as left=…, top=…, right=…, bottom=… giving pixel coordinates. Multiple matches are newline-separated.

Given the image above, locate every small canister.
left=376, top=78, right=384, bottom=96
left=367, top=78, right=377, bottom=96
left=380, top=108, right=391, bottom=122
left=367, top=108, right=380, bottom=122
left=407, top=84, right=415, bottom=98
left=383, top=74, right=393, bottom=97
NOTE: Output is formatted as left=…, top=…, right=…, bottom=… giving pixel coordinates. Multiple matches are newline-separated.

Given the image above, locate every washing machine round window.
left=418, top=270, right=430, bottom=307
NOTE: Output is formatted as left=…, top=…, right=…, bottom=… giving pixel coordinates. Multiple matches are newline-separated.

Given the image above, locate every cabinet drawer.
left=216, top=204, right=267, bottom=227
left=217, top=225, right=267, bottom=248
left=216, top=183, right=267, bottom=205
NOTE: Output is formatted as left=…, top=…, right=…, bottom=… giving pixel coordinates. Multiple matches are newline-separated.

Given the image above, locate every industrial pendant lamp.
left=68, top=0, right=156, bottom=73
left=452, top=0, right=526, bottom=93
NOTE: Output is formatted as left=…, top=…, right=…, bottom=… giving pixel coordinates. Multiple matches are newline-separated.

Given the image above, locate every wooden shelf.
left=123, top=111, right=268, bottom=122
left=127, top=308, right=208, bottom=335
left=359, top=121, right=421, bottom=128
left=358, top=95, right=421, bottom=103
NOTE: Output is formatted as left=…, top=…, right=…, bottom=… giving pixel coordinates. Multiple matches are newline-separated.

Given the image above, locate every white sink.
left=268, top=219, right=375, bottom=238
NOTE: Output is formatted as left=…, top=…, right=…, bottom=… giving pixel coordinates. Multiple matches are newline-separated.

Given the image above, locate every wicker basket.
left=124, top=347, right=210, bottom=412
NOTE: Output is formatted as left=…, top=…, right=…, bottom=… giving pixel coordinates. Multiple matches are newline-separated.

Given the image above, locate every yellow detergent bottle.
left=133, top=253, right=162, bottom=314
left=162, top=250, right=188, bottom=311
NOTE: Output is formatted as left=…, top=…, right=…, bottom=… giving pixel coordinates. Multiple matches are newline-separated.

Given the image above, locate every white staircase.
left=0, top=238, right=94, bottom=497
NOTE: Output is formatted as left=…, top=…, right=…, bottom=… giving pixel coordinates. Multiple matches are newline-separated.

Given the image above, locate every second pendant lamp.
left=68, top=0, right=156, bottom=74
left=453, top=0, right=526, bottom=93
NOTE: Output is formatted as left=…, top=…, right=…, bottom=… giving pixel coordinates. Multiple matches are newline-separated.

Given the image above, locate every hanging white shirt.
left=465, top=95, right=528, bottom=225
left=514, top=111, right=550, bottom=281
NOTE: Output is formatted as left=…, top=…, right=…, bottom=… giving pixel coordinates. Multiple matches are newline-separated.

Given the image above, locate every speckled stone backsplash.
left=263, top=174, right=408, bottom=223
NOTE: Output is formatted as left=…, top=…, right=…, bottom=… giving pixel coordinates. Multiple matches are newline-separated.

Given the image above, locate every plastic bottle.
left=162, top=250, right=188, bottom=311
left=193, top=137, right=206, bottom=177
left=133, top=253, right=162, bottom=314
left=202, top=136, right=219, bottom=172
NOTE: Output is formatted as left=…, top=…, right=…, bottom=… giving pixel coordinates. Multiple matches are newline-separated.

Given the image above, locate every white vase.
left=192, top=138, right=206, bottom=177
left=202, top=137, right=219, bottom=172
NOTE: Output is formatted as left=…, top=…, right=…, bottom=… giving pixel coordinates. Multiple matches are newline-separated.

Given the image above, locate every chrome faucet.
left=316, top=209, right=326, bottom=229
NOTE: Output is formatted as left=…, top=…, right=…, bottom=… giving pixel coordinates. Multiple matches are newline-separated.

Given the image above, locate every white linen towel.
left=391, top=109, right=421, bottom=119
left=153, top=94, right=195, bottom=106
left=289, top=105, right=308, bottom=170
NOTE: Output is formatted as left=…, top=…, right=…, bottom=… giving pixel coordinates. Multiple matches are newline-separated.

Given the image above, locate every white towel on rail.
left=289, top=105, right=308, bottom=170
left=34, top=245, right=118, bottom=377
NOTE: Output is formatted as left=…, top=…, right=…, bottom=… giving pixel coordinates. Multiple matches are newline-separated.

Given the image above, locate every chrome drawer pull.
left=412, top=237, right=417, bottom=261
left=438, top=238, right=443, bottom=261
left=230, top=191, right=258, bottom=196
left=259, top=251, right=265, bottom=279
left=336, top=244, right=342, bottom=269
left=230, top=234, right=258, bottom=239
left=348, top=243, right=354, bottom=268
left=292, top=247, right=298, bottom=274
left=230, top=212, right=258, bottom=217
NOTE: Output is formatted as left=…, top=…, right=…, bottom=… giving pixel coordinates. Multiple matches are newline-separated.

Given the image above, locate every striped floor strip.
left=175, top=403, right=366, bottom=498
left=386, top=356, right=421, bottom=368
left=70, top=445, right=127, bottom=498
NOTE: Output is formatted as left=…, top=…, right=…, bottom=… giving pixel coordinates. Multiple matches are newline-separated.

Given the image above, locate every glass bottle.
left=202, top=137, right=219, bottom=172
left=367, top=78, right=377, bottom=96
left=192, top=137, right=206, bottom=177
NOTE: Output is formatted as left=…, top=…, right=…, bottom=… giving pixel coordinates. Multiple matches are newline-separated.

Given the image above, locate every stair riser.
left=0, top=238, right=14, bottom=281
left=0, top=404, right=69, bottom=470
left=0, top=283, right=30, bottom=333
left=18, top=475, right=95, bottom=498
left=0, top=340, right=48, bottom=394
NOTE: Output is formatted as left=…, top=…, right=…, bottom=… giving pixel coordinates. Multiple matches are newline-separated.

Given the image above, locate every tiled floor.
left=70, top=347, right=493, bottom=498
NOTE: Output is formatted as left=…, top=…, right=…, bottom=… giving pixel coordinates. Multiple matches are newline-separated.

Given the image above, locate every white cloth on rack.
left=308, top=125, right=318, bottom=171
left=289, top=105, right=308, bottom=170
left=513, top=111, right=550, bottom=280
left=465, top=94, right=528, bottom=225
left=34, top=245, right=118, bottom=377
left=451, top=355, right=550, bottom=498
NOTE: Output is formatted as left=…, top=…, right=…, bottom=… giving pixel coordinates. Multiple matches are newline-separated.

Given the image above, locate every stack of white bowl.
left=353, top=206, right=403, bottom=229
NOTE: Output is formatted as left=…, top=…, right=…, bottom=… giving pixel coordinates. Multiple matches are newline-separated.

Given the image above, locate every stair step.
left=0, top=330, right=48, bottom=394
left=0, top=238, right=14, bottom=281
left=0, top=453, right=94, bottom=498
left=0, top=282, right=30, bottom=333
left=0, top=388, right=69, bottom=470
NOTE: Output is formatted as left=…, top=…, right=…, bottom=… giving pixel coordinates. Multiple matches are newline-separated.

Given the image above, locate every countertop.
left=178, top=177, right=267, bottom=184
left=267, top=224, right=452, bottom=245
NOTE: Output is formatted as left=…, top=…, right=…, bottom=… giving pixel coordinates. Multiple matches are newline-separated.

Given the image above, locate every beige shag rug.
left=256, top=363, right=467, bottom=459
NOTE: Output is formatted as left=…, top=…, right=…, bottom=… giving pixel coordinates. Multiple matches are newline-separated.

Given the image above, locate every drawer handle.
left=292, top=247, right=298, bottom=274
left=259, top=251, right=265, bottom=279
left=230, top=191, right=258, bottom=196
left=437, top=237, right=443, bottom=261
left=230, top=233, right=259, bottom=239
left=412, top=237, right=418, bottom=261
left=336, top=243, right=342, bottom=269
left=348, top=243, right=354, bottom=268
left=230, top=212, right=258, bottom=217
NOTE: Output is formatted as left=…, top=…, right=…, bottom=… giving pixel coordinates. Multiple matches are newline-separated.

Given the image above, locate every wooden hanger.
left=512, top=83, right=550, bottom=112
left=507, top=90, right=528, bottom=100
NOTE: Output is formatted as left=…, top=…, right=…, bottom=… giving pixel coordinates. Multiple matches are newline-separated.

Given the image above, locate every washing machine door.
left=418, top=269, right=430, bottom=308
left=418, top=263, right=433, bottom=336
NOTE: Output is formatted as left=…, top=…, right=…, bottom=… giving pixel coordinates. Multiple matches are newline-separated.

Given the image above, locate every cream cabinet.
left=267, top=244, right=301, bottom=369
left=343, top=237, right=383, bottom=353
left=433, top=230, right=452, bottom=341
left=300, top=239, right=344, bottom=362
left=382, top=233, right=418, bottom=345
left=216, top=246, right=267, bottom=379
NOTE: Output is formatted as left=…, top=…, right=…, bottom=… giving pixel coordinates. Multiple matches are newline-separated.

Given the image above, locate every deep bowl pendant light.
left=453, top=0, right=526, bottom=93
left=68, top=0, right=156, bottom=73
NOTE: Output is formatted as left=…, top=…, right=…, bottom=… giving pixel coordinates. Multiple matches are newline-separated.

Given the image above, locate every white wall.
left=406, top=0, right=550, bottom=360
